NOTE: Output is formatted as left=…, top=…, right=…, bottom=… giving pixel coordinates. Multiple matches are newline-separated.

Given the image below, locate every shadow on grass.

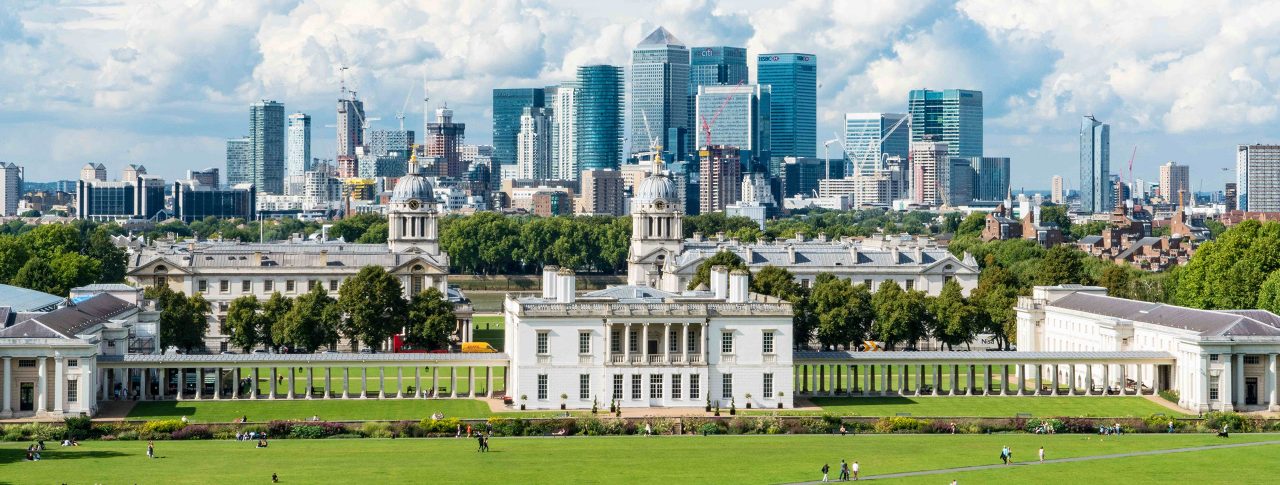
left=0, top=448, right=129, bottom=465
left=127, top=402, right=201, bottom=419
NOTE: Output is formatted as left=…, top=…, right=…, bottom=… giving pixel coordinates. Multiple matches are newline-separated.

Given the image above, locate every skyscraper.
left=1225, top=182, right=1238, bottom=211
left=492, top=88, right=546, bottom=167
left=757, top=53, right=817, bottom=160
left=1051, top=175, right=1064, bottom=204
left=286, top=112, right=310, bottom=195
left=1079, top=115, right=1111, bottom=213
left=630, top=27, right=690, bottom=158
left=699, top=145, right=742, bottom=213
left=424, top=107, right=465, bottom=177
left=948, top=158, right=975, bottom=206
left=0, top=162, right=22, bottom=216
left=336, top=93, right=365, bottom=158
left=1236, top=144, right=1280, bottom=212
left=969, top=156, right=1010, bottom=202
left=1159, top=161, right=1191, bottom=204
left=690, top=46, right=748, bottom=143
left=844, top=113, right=909, bottom=176
left=695, top=84, right=770, bottom=170
left=576, top=65, right=625, bottom=173
left=250, top=100, right=285, bottom=194
left=517, top=107, right=552, bottom=180
left=910, top=139, right=948, bottom=206
left=225, top=137, right=251, bottom=186
left=551, top=82, right=578, bottom=180
left=907, top=89, right=983, bottom=159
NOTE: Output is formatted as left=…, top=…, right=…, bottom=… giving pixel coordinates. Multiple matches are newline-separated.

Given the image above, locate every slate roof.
left=130, top=240, right=448, bottom=272
left=674, top=241, right=975, bottom=272
left=1050, top=292, right=1280, bottom=337
left=0, top=293, right=134, bottom=339
left=1115, top=236, right=1177, bottom=260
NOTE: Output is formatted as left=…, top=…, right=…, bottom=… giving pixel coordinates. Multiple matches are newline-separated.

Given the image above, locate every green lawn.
left=472, top=314, right=504, bottom=351
left=188, top=365, right=506, bottom=398
left=3, top=434, right=1276, bottom=484
left=785, top=396, right=1181, bottom=417
left=125, top=399, right=578, bottom=422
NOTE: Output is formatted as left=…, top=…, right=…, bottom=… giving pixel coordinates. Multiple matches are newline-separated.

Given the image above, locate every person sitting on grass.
left=257, top=438, right=269, bottom=448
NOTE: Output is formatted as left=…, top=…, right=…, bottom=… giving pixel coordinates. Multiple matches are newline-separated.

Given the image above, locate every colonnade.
left=792, top=361, right=1174, bottom=397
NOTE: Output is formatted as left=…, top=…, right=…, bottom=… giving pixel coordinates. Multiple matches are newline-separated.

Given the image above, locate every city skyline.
left=0, top=1, right=1275, bottom=191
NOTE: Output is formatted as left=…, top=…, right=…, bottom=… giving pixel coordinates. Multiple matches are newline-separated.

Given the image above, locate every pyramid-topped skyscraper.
left=630, top=26, right=690, bottom=160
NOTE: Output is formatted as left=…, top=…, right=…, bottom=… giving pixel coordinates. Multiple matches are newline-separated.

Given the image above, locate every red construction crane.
left=698, top=80, right=747, bottom=147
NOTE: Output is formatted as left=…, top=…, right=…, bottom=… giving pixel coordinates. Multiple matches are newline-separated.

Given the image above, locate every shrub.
left=697, top=422, right=723, bottom=435
left=1023, top=418, right=1064, bottom=434
left=1202, top=412, right=1248, bottom=433
left=486, top=418, right=526, bottom=437
left=875, top=417, right=929, bottom=433
left=797, top=417, right=832, bottom=434
left=116, top=430, right=140, bottom=441
left=420, top=417, right=462, bottom=435
left=240, top=424, right=268, bottom=436
left=171, top=425, right=212, bottom=440
left=63, top=416, right=93, bottom=440
left=1158, top=389, right=1179, bottom=404
left=289, top=425, right=329, bottom=439
left=267, top=421, right=295, bottom=437
left=2, top=427, right=24, bottom=442
left=212, top=429, right=238, bottom=440
left=327, top=433, right=364, bottom=439
left=141, top=420, right=186, bottom=434
left=361, top=422, right=393, bottom=438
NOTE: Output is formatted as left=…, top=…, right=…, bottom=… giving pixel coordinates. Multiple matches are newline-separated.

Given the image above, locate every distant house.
left=980, top=204, right=1063, bottom=248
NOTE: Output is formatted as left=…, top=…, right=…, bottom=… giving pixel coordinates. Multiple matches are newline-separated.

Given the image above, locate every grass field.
left=472, top=314, right=504, bottom=351
left=3, top=434, right=1276, bottom=484
left=787, top=396, right=1182, bottom=417
left=124, top=399, right=530, bottom=422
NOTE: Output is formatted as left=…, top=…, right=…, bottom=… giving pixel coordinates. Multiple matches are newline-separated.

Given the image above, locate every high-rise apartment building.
left=187, top=168, right=220, bottom=188
left=910, top=139, right=949, bottom=206
left=1237, top=144, right=1280, bottom=212
left=757, top=53, right=817, bottom=160
left=551, top=82, right=578, bottom=180
left=425, top=107, right=465, bottom=177
left=1051, top=175, right=1064, bottom=204
left=630, top=27, right=690, bottom=159
left=576, top=65, right=625, bottom=173
left=844, top=113, right=909, bottom=176
left=1159, top=161, right=1191, bottom=204
left=517, top=107, right=552, bottom=180
left=0, top=163, right=22, bottom=216
left=366, top=129, right=414, bottom=157
left=907, top=89, right=983, bottom=160
left=699, top=145, right=742, bottom=213
left=1079, top=115, right=1111, bottom=213
left=249, top=100, right=285, bottom=194
left=286, top=113, right=311, bottom=178
left=695, top=84, right=770, bottom=169
left=336, top=93, right=365, bottom=158
left=689, top=46, right=748, bottom=143
left=578, top=169, right=625, bottom=216
left=968, top=156, right=1010, bottom=202
left=1225, top=182, right=1238, bottom=211
left=225, top=137, right=251, bottom=187
left=492, top=88, right=546, bottom=167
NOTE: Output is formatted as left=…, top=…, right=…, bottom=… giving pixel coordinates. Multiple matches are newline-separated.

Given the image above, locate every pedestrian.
left=851, top=461, right=859, bottom=480
left=821, top=463, right=829, bottom=482
left=147, top=440, right=155, bottom=459
left=839, top=459, right=849, bottom=481
left=482, top=434, right=489, bottom=452
left=949, top=422, right=956, bottom=434
left=1038, top=446, right=1044, bottom=462
left=476, top=432, right=485, bottom=452
left=645, top=423, right=652, bottom=436
left=1168, top=420, right=1175, bottom=433
left=1000, top=446, right=1008, bottom=465
left=456, top=423, right=461, bottom=438
left=272, top=472, right=279, bottom=483
left=951, top=480, right=958, bottom=485
left=839, top=424, right=847, bottom=436
left=1006, top=447, right=1013, bottom=464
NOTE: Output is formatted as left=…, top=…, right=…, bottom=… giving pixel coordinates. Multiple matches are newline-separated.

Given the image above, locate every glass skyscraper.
left=843, top=113, right=908, bottom=176
left=967, top=156, right=1010, bottom=202
left=225, top=136, right=251, bottom=187
left=576, top=65, right=625, bottom=172
left=250, top=100, right=285, bottom=194
left=630, top=27, right=690, bottom=159
left=690, top=46, right=748, bottom=142
left=907, top=89, right=983, bottom=159
left=756, top=53, right=817, bottom=160
left=1079, top=115, right=1111, bottom=213
left=492, top=88, right=546, bottom=167
left=695, top=84, right=770, bottom=171
left=286, top=112, right=311, bottom=179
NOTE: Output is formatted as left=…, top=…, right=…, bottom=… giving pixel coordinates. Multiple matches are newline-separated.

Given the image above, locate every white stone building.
left=1017, top=285, right=1280, bottom=412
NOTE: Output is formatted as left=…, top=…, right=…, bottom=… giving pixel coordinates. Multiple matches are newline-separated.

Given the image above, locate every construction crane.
left=396, top=83, right=416, bottom=131
left=641, top=110, right=663, bottom=170
left=697, top=80, right=746, bottom=148
left=851, top=115, right=909, bottom=178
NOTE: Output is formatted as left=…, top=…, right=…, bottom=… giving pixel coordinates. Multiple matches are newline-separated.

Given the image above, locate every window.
left=286, top=280, right=296, bottom=293
left=721, top=331, right=734, bottom=354
left=722, top=374, right=733, bottom=399
left=18, top=359, right=35, bottom=368
left=864, top=279, right=873, bottom=287
left=67, top=359, right=78, bottom=367
left=671, top=374, right=682, bottom=399
left=904, top=279, right=914, bottom=291
left=1209, top=354, right=1219, bottom=362
left=578, top=331, right=591, bottom=354
left=537, top=374, right=548, bottom=400
left=631, top=374, right=642, bottom=399
left=329, top=279, right=339, bottom=291
left=241, top=280, right=251, bottom=293
left=412, top=276, right=424, bottom=295
left=687, top=329, right=697, bottom=354
left=579, top=374, right=590, bottom=400
left=762, top=331, right=775, bottom=354
left=669, top=330, right=679, bottom=352
left=690, top=374, right=700, bottom=399
left=1209, top=376, right=1219, bottom=401
left=611, top=330, right=621, bottom=353
left=628, top=329, right=638, bottom=353
left=264, top=280, right=274, bottom=292
left=1245, top=355, right=1261, bottom=365
left=537, top=332, right=550, bottom=355
left=67, top=380, right=78, bottom=402
left=220, top=280, right=230, bottom=293
left=198, top=280, right=208, bottom=292
left=763, top=373, right=774, bottom=397
left=612, top=374, right=623, bottom=400
left=650, top=374, right=663, bottom=398
left=308, top=280, right=319, bottom=291
left=944, top=275, right=954, bottom=284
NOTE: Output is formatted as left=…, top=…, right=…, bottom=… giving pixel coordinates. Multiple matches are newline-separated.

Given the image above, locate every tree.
left=0, top=236, right=29, bottom=283
left=1257, top=271, right=1280, bottom=315
left=147, top=285, right=209, bottom=352
left=1098, top=265, right=1133, bottom=299
left=406, top=288, right=457, bottom=350
left=260, top=292, right=292, bottom=350
left=21, top=223, right=80, bottom=259
left=48, top=252, right=102, bottom=294
left=955, top=212, right=987, bottom=237
left=871, top=281, right=930, bottom=350
left=1038, top=204, right=1072, bottom=234
left=969, top=265, right=1020, bottom=350
left=686, top=250, right=746, bottom=290
left=750, top=266, right=817, bottom=348
left=277, top=285, right=341, bottom=352
left=11, top=257, right=58, bottom=295
left=1176, top=220, right=1280, bottom=309
left=809, top=274, right=874, bottom=350
left=931, top=280, right=977, bottom=350
left=1036, top=245, right=1087, bottom=286
left=86, top=227, right=127, bottom=283
left=222, top=295, right=263, bottom=352
left=338, top=266, right=407, bottom=351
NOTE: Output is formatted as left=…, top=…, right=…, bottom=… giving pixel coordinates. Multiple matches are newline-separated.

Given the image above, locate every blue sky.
left=1, top=0, right=1277, bottom=191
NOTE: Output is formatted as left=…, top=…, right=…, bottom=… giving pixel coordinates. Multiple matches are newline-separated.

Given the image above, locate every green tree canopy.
left=687, top=250, right=746, bottom=290
left=1177, top=220, right=1280, bottom=309
left=277, top=285, right=341, bottom=352
left=406, top=287, right=457, bottom=350
left=750, top=266, right=816, bottom=349
left=223, top=295, right=262, bottom=352
left=338, top=266, right=407, bottom=351
left=1098, top=264, right=1133, bottom=299
left=931, top=279, right=977, bottom=350
left=969, top=264, right=1020, bottom=349
left=809, top=274, right=873, bottom=350
left=1036, top=245, right=1088, bottom=287
left=260, top=292, right=292, bottom=350
left=147, top=285, right=209, bottom=352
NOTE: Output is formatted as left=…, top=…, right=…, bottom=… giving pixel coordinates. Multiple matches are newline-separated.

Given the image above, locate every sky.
left=1, top=0, right=1278, bottom=191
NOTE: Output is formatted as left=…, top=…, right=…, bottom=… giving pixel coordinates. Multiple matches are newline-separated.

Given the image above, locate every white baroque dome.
left=390, top=172, right=436, bottom=203
left=634, top=173, right=678, bottom=204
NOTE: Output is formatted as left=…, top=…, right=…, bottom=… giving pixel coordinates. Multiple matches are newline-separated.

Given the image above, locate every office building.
left=0, top=163, right=22, bottom=216
left=1237, top=144, right=1280, bottom=212
left=630, top=27, right=690, bottom=158
left=969, top=156, right=1010, bottom=202
left=844, top=113, right=909, bottom=176
left=757, top=53, right=817, bottom=160
left=493, top=88, right=547, bottom=168
left=80, top=163, right=106, bottom=182
left=172, top=181, right=256, bottom=222
left=225, top=137, right=251, bottom=186
left=517, top=107, right=553, bottom=180
left=689, top=46, right=748, bottom=141
left=1080, top=115, right=1112, bottom=213
left=577, top=65, right=625, bottom=173
left=907, top=89, right=983, bottom=159
left=578, top=169, right=625, bottom=216
left=947, top=158, right=975, bottom=206
left=779, top=157, right=842, bottom=198
left=249, top=100, right=285, bottom=194
left=367, top=129, right=415, bottom=157
left=1159, top=161, right=1191, bottom=204
left=187, top=168, right=220, bottom=188
left=286, top=112, right=311, bottom=188
left=76, top=165, right=165, bottom=221
left=1051, top=175, right=1064, bottom=204
left=911, top=140, right=949, bottom=206
left=726, top=172, right=773, bottom=229
left=337, top=92, right=365, bottom=158
left=1225, top=182, right=1238, bottom=212
left=550, top=82, right=578, bottom=180
left=699, top=146, right=742, bottom=214
left=695, top=84, right=770, bottom=170
left=424, top=107, right=465, bottom=177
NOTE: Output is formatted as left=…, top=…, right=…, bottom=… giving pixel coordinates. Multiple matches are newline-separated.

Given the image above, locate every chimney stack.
left=710, top=265, right=729, bottom=300
left=728, top=269, right=750, bottom=303
left=542, top=265, right=560, bottom=299
left=556, top=267, right=576, bottom=303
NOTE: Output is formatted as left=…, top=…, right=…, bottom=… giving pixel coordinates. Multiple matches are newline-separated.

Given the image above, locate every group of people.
left=475, top=431, right=490, bottom=452
left=24, top=441, right=44, bottom=461
left=1033, top=422, right=1056, bottom=434
left=236, top=431, right=267, bottom=441
left=1097, top=423, right=1124, bottom=435
left=820, top=459, right=860, bottom=481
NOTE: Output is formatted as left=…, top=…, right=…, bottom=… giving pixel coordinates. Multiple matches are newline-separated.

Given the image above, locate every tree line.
left=0, top=221, right=126, bottom=296
left=150, top=266, right=455, bottom=354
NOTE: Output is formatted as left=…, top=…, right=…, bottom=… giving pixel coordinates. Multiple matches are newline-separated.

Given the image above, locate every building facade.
left=630, top=27, right=690, bottom=159
left=492, top=88, right=547, bottom=168
left=424, top=107, right=465, bottom=177
left=910, top=140, right=948, bottom=206
left=226, top=137, right=252, bottom=187
left=172, top=181, right=256, bottom=222
left=699, top=146, right=742, bottom=214
left=843, top=113, right=909, bottom=176
left=1080, top=115, right=1111, bottom=213
left=517, top=107, right=553, bottom=180
left=1159, top=161, right=1190, bottom=204
left=576, top=65, right=625, bottom=173
left=689, top=45, right=748, bottom=143
left=286, top=112, right=311, bottom=195
left=250, top=100, right=286, bottom=195
left=337, top=93, right=364, bottom=159
left=578, top=169, right=625, bottom=216
left=76, top=165, right=166, bottom=221
left=1051, top=175, right=1064, bottom=204
left=907, top=89, right=982, bottom=159
left=695, top=84, right=770, bottom=170
left=970, top=156, right=1010, bottom=202
left=1236, top=144, right=1280, bottom=212
left=0, top=162, right=22, bottom=216
left=550, top=82, right=578, bottom=180
left=757, top=53, right=817, bottom=160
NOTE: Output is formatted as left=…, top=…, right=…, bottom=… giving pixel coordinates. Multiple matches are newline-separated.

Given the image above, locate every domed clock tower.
left=387, top=166, right=440, bottom=255
left=627, top=172, right=684, bottom=288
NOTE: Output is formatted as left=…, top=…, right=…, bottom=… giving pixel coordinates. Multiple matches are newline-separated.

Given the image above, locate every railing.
left=537, top=355, right=552, bottom=365
left=670, top=354, right=685, bottom=364
left=648, top=354, right=665, bottom=364
left=689, top=355, right=704, bottom=364
left=629, top=355, right=643, bottom=365
left=610, top=354, right=626, bottom=364
left=578, top=355, right=593, bottom=365
left=763, top=354, right=777, bottom=364
left=721, top=354, right=736, bottom=364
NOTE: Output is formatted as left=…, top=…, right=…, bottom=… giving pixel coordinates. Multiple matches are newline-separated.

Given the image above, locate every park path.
left=785, top=439, right=1280, bottom=483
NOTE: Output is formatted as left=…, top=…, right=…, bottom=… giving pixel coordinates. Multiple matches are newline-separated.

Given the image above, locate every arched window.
left=153, top=265, right=168, bottom=287
left=411, top=264, right=425, bottom=295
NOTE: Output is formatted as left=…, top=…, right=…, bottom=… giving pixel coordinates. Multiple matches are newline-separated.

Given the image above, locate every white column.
left=378, top=368, right=386, bottom=399
left=1050, top=364, right=1060, bottom=395
left=53, top=357, right=65, bottom=413
left=880, top=365, right=889, bottom=396
left=415, top=367, right=422, bottom=399
left=1068, top=364, right=1078, bottom=396
left=623, top=323, right=631, bottom=363
left=1014, top=364, right=1024, bottom=395
left=2, top=357, right=13, bottom=417
left=449, top=367, right=457, bottom=398
left=269, top=368, right=277, bottom=399
left=232, top=368, right=240, bottom=399
left=1103, top=364, right=1111, bottom=396
left=932, top=365, right=941, bottom=396
left=251, top=368, right=259, bottom=399
left=663, top=323, right=671, bottom=364
left=142, top=367, right=151, bottom=401
left=1198, top=355, right=1210, bottom=411
left=397, top=367, right=404, bottom=399
left=342, top=368, right=350, bottom=399
left=950, top=365, right=959, bottom=395
left=360, top=368, right=368, bottom=399
left=1235, top=354, right=1245, bottom=407
left=1085, top=365, right=1094, bottom=395
left=1001, top=365, right=1010, bottom=396
left=965, top=365, right=975, bottom=396
left=701, top=323, right=709, bottom=364
left=682, top=324, right=690, bottom=362
left=1268, top=354, right=1279, bottom=411
left=324, top=368, right=331, bottom=399
left=213, top=368, right=221, bottom=400
left=306, top=367, right=314, bottom=399
left=286, top=367, right=295, bottom=399
left=486, top=367, right=494, bottom=397
left=195, top=367, right=204, bottom=400
left=1222, top=355, right=1234, bottom=411
left=431, top=367, right=439, bottom=398
left=468, top=367, right=476, bottom=398
left=1034, top=365, right=1043, bottom=395
left=35, top=357, right=47, bottom=413
left=642, top=324, right=650, bottom=362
